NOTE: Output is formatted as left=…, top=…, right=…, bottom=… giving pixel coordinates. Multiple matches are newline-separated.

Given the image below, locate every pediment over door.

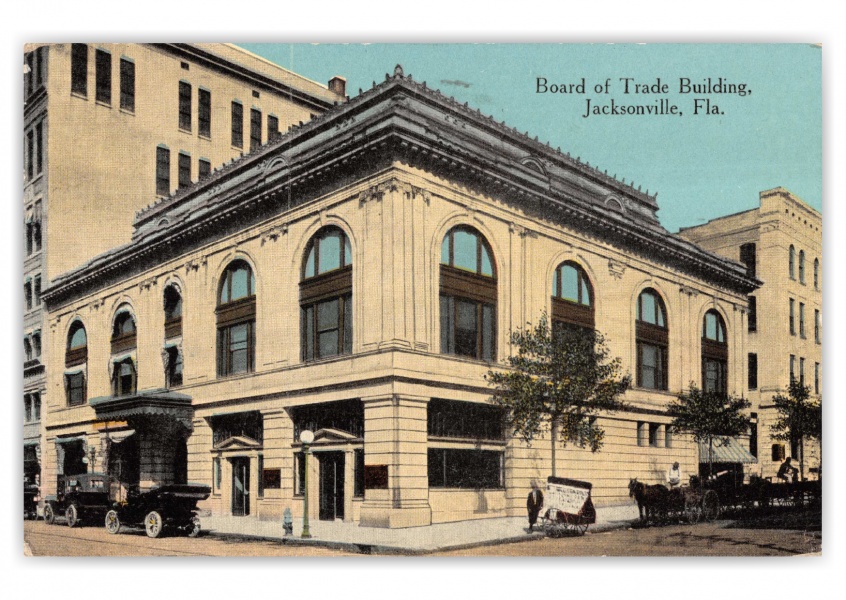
left=214, top=435, right=262, bottom=451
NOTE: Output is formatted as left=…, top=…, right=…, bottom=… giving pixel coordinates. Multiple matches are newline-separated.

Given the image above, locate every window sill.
left=95, top=100, right=112, bottom=109
left=199, top=134, right=211, bottom=141
left=119, top=107, right=135, bottom=116
left=70, top=91, right=88, bottom=101
left=179, top=127, right=192, bottom=134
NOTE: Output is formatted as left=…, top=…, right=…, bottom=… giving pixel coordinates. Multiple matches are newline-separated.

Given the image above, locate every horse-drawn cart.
left=540, top=476, right=596, bottom=536
left=629, top=477, right=720, bottom=525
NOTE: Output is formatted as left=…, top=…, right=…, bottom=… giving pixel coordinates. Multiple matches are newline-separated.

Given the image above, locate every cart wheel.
left=43, top=504, right=55, bottom=525
left=65, top=504, right=80, bottom=528
left=105, top=510, right=121, bottom=534
left=684, top=495, right=702, bottom=524
left=145, top=511, right=164, bottom=538
left=187, top=515, right=201, bottom=538
left=702, top=490, right=720, bottom=522
left=575, top=522, right=589, bottom=535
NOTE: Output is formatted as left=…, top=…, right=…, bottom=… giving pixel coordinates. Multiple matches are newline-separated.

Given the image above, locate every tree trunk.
left=799, top=437, right=805, bottom=482
left=708, top=437, right=714, bottom=479
left=551, top=417, right=558, bottom=478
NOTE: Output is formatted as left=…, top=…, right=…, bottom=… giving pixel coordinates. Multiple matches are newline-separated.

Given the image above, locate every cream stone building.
left=24, top=43, right=345, bottom=495
left=679, top=188, right=822, bottom=480
left=41, top=66, right=759, bottom=528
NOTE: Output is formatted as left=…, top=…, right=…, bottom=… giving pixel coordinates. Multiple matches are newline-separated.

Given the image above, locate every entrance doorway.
left=318, top=452, right=345, bottom=521
left=231, top=457, right=250, bottom=516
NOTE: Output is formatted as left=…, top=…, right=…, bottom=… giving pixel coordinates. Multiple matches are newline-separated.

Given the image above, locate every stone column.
left=344, top=448, right=355, bottom=522
left=358, top=394, right=431, bottom=528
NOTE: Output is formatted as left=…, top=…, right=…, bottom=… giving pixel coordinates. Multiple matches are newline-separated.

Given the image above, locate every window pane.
left=303, top=306, right=314, bottom=360
left=70, top=327, right=87, bottom=349
left=440, top=295, right=453, bottom=353
left=641, top=344, right=657, bottom=389
left=304, top=247, right=315, bottom=278
left=441, top=236, right=450, bottom=265
left=319, top=330, right=339, bottom=357
left=480, top=245, right=493, bottom=277
left=229, top=323, right=249, bottom=373
left=560, top=265, right=579, bottom=302
left=452, top=230, right=477, bottom=272
left=640, top=292, right=656, bottom=324
left=230, top=267, right=250, bottom=300
left=318, top=232, right=341, bottom=273
left=552, top=269, right=559, bottom=296
left=344, top=235, right=352, bottom=266
left=581, top=279, right=591, bottom=306
left=482, top=304, right=494, bottom=360
left=455, top=300, right=478, bottom=357
left=317, top=299, right=339, bottom=331
left=343, top=296, right=352, bottom=354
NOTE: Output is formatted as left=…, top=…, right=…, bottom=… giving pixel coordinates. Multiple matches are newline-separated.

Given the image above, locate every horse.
left=628, top=478, right=669, bottom=524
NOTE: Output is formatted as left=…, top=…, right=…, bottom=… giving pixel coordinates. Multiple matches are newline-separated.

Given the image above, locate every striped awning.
left=698, top=437, right=757, bottom=464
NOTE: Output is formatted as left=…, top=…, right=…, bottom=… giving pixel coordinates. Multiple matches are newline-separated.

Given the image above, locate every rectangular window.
left=354, top=449, right=365, bottom=497
left=25, top=394, right=33, bottom=423
left=302, top=295, right=351, bottom=361
left=33, top=275, right=41, bottom=306
left=35, top=122, right=43, bottom=174
left=33, top=207, right=42, bottom=251
left=814, top=362, right=820, bottom=395
left=213, top=458, right=221, bottom=492
left=637, top=342, right=667, bottom=390
left=231, top=101, right=243, bottom=148
left=24, top=337, right=33, bottom=362
left=439, top=295, right=495, bottom=361
left=703, top=358, right=727, bottom=395
left=66, top=372, right=86, bottom=406
left=165, top=346, right=183, bottom=387
left=179, top=81, right=191, bottom=131
left=262, top=468, right=281, bottom=492
left=739, top=243, right=756, bottom=278
left=156, top=146, right=170, bottom=196
left=799, top=358, right=805, bottom=387
left=250, top=108, right=262, bottom=151
left=268, top=114, right=279, bottom=142
left=178, top=152, right=191, bottom=189
left=648, top=423, right=661, bottom=448
left=295, top=452, right=306, bottom=496
left=799, top=303, right=806, bottom=338
left=26, top=130, right=34, bottom=180
left=257, top=454, right=264, bottom=498
left=217, top=322, right=254, bottom=376
left=198, top=88, right=211, bottom=137
left=113, top=359, right=136, bottom=396
left=771, top=443, right=785, bottom=462
left=34, top=393, right=41, bottom=421
left=119, top=58, right=135, bottom=112
left=428, top=398, right=504, bottom=440
left=26, top=52, right=34, bottom=97
left=33, top=332, right=42, bottom=358
left=24, top=281, right=32, bottom=311
left=427, top=448, right=503, bottom=489
left=71, top=44, right=88, bottom=97
left=199, top=158, right=211, bottom=179
left=748, top=296, right=757, bottom=332
left=789, top=354, right=795, bottom=383
left=95, top=48, right=111, bottom=104
left=26, top=223, right=33, bottom=256
left=748, top=353, right=758, bottom=390
left=815, top=309, right=820, bottom=344
left=789, top=298, right=795, bottom=335
left=749, top=412, right=758, bottom=458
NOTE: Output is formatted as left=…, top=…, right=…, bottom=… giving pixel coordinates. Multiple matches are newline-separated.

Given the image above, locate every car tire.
left=66, top=504, right=80, bottom=528
left=44, top=504, right=55, bottom=525
left=145, top=511, right=164, bottom=538
left=105, top=510, right=121, bottom=535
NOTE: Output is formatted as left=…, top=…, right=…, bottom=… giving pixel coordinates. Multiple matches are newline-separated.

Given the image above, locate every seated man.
left=666, top=462, right=684, bottom=488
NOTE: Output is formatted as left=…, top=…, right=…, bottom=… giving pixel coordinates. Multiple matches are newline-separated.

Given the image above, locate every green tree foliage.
left=486, top=314, right=631, bottom=476
left=667, top=384, right=751, bottom=477
left=771, top=380, right=821, bottom=481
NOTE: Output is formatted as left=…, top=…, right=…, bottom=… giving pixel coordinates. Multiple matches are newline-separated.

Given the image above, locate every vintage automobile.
left=105, top=483, right=211, bottom=538
left=24, top=483, right=40, bottom=520
left=43, top=473, right=114, bottom=527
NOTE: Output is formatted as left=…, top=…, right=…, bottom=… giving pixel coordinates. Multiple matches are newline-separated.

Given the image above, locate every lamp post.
left=300, top=430, right=314, bottom=539
left=88, top=446, right=97, bottom=473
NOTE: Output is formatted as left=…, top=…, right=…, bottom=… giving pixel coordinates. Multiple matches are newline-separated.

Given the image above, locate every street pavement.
left=198, top=502, right=642, bottom=554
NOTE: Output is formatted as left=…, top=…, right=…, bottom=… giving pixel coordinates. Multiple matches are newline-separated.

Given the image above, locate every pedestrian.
left=777, top=457, right=798, bottom=483
left=526, top=480, right=544, bottom=532
left=666, top=461, right=683, bottom=488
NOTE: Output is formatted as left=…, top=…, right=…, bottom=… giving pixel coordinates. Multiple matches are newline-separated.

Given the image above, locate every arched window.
left=440, top=226, right=496, bottom=360
left=551, top=261, right=594, bottom=332
left=301, top=227, right=352, bottom=361
left=798, top=250, right=805, bottom=284
left=789, top=245, right=796, bottom=280
left=635, top=289, right=668, bottom=390
left=702, top=310, right=728, bottom=396
left=163, top=285, right=183, bottom=387
left=111, top=308, right=137, bottom=396
left=217, top=260, right=256, bottom=376
left=65, top=320, right=87, bottom=406
left=813, top=258, right=820, bottom=290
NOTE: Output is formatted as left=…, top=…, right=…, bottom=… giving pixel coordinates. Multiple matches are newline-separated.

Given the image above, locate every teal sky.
left=241, top=43, right=821, bottom=233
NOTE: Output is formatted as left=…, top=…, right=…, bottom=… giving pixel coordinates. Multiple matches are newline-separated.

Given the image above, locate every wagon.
left=540, top=476, right=596, bottom=536
left=43, top=473, right=114, bottom=527
left=104, top=483, right=211, bottom=538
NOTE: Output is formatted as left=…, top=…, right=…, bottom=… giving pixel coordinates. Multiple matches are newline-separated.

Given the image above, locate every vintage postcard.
left=23, top=43, right=821, bottom=566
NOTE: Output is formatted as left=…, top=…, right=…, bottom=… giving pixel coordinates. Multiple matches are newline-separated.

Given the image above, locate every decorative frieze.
left=260, top=224, right=288, bottom=245
left=608, top=259, right=626, bottom=280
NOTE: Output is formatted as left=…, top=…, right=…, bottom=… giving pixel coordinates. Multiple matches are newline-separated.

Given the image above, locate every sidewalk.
left=199, top=503, right=641, bottom=554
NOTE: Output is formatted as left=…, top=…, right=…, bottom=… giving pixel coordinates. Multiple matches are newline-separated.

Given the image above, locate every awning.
left=89, top=389, right=193, bottom=430
left=698, top=437, right=757, bottom=464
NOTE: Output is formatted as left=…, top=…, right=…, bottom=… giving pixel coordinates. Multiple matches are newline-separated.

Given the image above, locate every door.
left=231, top=457, right=250, bottom=516
left=318, top=452, right=345, bottom=521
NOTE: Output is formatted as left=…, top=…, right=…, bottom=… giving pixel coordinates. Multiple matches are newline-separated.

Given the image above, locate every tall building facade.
left=23, top=43, right=346, bottom=494
left=41, top=67, right=758, bottom=527
left=678, top=188, right=822, bottom=480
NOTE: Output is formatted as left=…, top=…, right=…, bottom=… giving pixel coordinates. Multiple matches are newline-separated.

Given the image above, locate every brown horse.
left=628, top=478, right=669, bottom=524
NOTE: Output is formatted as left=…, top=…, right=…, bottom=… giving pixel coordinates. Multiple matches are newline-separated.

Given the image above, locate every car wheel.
left=66, top=504, right=80, bottom=528
left=43, top=504, right=55, bottom=525
left=145, top=511, right=164, bottom=538
left=187, top=515, right=201, bottom=538
left=105, top=510, right=121, bottom=535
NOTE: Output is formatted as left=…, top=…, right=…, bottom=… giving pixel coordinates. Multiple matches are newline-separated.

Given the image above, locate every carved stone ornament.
left=608, top=260, right=626, bottom=280
left=138, top=276, right=157, bottom=292
left=261, top=224, right=288, bottom=245
left=679, top=285, right=699, bottom=297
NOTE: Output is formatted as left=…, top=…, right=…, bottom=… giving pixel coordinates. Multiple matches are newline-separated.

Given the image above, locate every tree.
left=485, top=314, right=631, bottom=477
left=770, top=380, right=822, bottom=481
left=667, top=384, right=751, bottom=478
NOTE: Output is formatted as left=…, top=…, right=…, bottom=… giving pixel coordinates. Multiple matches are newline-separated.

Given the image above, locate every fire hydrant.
left=283, top=508, right=293, bottom=536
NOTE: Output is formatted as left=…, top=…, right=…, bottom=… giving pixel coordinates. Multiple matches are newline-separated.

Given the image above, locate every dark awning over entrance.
left=89, top=389, right=193, bottom=429
left=698, top=438, right=757, bottom=464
